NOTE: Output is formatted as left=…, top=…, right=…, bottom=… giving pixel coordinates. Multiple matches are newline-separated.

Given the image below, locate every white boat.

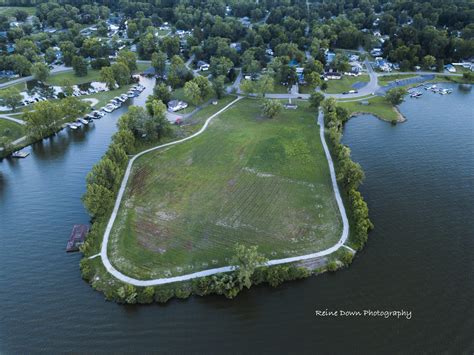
left=11, top=151, right=29, bottom=158
left=103, top=106, right=113, bottom=113
left=80, top=118, right=89, bottom=124
left=68, top=123, right=79, bottom=129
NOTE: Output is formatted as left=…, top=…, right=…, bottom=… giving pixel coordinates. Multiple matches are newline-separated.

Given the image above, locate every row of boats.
left=409, top=85, right=453, bottom=98
left=67, top=84, right=145, bottom=130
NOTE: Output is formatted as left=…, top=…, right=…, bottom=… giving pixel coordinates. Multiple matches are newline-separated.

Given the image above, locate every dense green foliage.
left=322, top=98, right=373, bottom=249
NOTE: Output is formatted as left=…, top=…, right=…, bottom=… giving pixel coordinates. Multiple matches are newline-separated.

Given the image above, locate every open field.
left=378, top=74, right=417, bottom=85
left=0, top=6, right=35, bottom=17
left=0, top=118, right=24, bottom=143
left=323, top=74, right=369, bottom=94
left=338, top=96, right=399, bottom=121
left=108, top=98, right=343, bottom=279
left=45, top=69, right=103, bottom=86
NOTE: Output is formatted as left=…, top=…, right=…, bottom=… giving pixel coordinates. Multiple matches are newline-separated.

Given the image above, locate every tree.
left=212, top=75, right=226, bottom=99
left=100, top=66, right=116, bottom=90
left=210, top=56, right=234, bottom=78
left=386, top=87, right=407, bottom=105
left=24, top=101, right=63, bottom=139
left=231, top=244, right=268, bottom=289
left=184, top=81, right=202, bottom=105
left=309, top=92, right=325, bottom=109
left=167, top=55, right=192, bottom=89
left=111, top=62, right=131, bottom=87
left=72, top=56, right=88, bottom=77
left=193, top=76, right=213, bottom=99
left=87, top=158, right=121, bottom=191
left=151, top=51, right=167, bottom=77
left=10, top=54, right=31, bottom=76
left=61, top=79, right=74, bottom=97
left=82, top=183, right=114, bottom=218
left=305, top=72, right=322, bottom=90
left=261, top=99, right=283, bottom=119
left=161, top=36, right=180, bottom=58
left=255, top=75, right=274, bottom=97
left=60, top=97, right=89, bottom=121
left=105, top=143, right=128, bottom=169
left=31, top=62, right=50, bottom=82
left=240, top=79, right=255, bottom=95
left=0, top=88, right=22, bottom=111
left=153, top=82, right=171, bottom=104
left=117, top=50, right=137, bottom=72
left=422, top=55, right=436, bottom=70
left=44, top=48, right=57, bottom=64
left=144, top=99, right=170, bottom=139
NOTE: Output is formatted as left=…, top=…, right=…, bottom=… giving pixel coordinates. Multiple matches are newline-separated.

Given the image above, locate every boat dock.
left=66, top=224, right=89, bottom=252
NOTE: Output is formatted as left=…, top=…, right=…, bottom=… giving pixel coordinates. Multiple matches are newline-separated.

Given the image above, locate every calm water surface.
left=0, top=82, right=473, bottom=353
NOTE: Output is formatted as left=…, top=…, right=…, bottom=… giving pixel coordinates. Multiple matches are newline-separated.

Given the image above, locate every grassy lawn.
left=0, top=118, right=25, bottom=143
left=45, top=69, right=102, bottom=86
left=84, top=85, right=132, bottom=108
left=0, top=6, right=36, bottom=17
left=323, top=74, right=369, bottom=94
left=432, top=74, right=474, bottom=84
left=338, top=96, right=399, bottom=121
left=0, top=82, right=26, bottom=94
left=269, top=83, right=291, bottom=94
left=108, top=98, right=343, bottom=279
left=378, top=74, right=417, bottom=85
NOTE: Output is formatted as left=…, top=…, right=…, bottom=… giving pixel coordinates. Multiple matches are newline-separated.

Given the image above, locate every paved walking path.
left=0, top=113, right=25, bottom=125
left=98, top=102, right=350, bottom=286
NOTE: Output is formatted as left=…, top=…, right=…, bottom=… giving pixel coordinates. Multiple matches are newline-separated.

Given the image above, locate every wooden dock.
left=66, top=224, right=89, bottom=252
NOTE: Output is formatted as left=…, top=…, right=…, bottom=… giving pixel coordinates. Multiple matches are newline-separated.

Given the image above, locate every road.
left=98, top=102, right=350, bottom=286
left=0, top=65, right=72, bottom=89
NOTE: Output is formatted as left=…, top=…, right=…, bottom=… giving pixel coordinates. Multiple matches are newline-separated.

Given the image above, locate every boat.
left=68, top=123, right=79, bottom=129
left=80, top=118, right=89, bottom=125
left=11, top=151, right=29, bottom=158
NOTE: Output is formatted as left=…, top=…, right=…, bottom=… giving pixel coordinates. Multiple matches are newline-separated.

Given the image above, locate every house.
left=325, top=50, right=336, bottom=64
left=168, top=100, right=188, bottom=112
left=445, top=64, right=456, bottom=73
left=240, top=17, right=251, bottom=28
left=375, top=57, right=392, bottom=72
left=230, top=42, right=241, bottom=52
left=324, top=72, right=342, bottom=80
left=370, top=48, right=383, bottom=57
left=197, top=60, right=209, bottom=71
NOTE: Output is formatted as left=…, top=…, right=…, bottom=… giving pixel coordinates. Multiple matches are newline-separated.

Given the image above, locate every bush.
left=154, top=287, right=175, bottom=303
left=327, top=261, right=339, bottom=272
left=91, top=58, right=111, bottom=70
left=137, top=286, right=155, bottom=303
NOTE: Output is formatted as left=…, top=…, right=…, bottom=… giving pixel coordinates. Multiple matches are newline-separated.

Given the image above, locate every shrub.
left=154, top=287, right=175, bottom=303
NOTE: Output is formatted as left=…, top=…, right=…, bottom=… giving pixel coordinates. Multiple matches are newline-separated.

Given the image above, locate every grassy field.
left=338, top=96, right=399, bottom=121
left=378, top=74, right=417, bottom=85
left=45, top=69, right=102, bottom=86
left=0, top=6, right=35, bottom=17
left=323, top=74, right=369, bottom=94
left=108, top=98, right=343, bottom=279
left=0, top=118, right=24, bottom=143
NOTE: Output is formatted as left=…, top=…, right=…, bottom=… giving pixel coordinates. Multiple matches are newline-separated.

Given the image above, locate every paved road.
left=0, top=65, right=72, bottom=89
left=98, top=103, right=350, bottom=286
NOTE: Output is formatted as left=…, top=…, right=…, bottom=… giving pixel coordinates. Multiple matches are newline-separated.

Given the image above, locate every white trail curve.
left=99, top=101, right=350, bottom=286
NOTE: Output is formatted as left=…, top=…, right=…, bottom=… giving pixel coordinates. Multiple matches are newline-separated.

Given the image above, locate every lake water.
left=0, top=83, right=472, bottom=353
